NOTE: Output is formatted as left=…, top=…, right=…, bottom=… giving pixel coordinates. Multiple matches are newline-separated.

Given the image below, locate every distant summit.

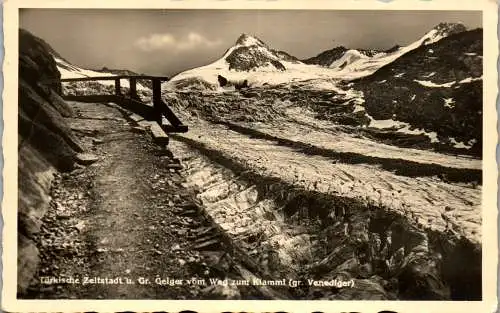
left=222, top=33, right=299, bottom=72
left=234, top=33, right=267, bottom=47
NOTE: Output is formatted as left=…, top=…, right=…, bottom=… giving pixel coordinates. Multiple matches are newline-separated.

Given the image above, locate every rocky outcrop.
left=217, top=74, right=228, bottom=87
left=225, top=46, right=287, bottom=72
left=217, top=74, right=249, bottom=90
left=18, top=29, right=83, bottom=294
left=353, top=29, right=483, bottom=156
left=302, top=46, right=386, bottom=67
left=223, top=34, right=291, bottom=72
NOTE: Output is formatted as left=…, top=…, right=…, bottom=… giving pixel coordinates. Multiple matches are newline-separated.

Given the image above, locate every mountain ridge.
left=166, top=22, right=473, bottom=88
left=302, top=22, right=468, bottom=68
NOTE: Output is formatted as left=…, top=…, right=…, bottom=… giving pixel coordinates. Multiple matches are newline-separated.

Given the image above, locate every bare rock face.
left=18, top=29, right=82, bottom=294
left=19, top=29, right=62, bottom=94
left=225, top=46, right=287, bottom=72
left=224, top=34, right=289, bottom=72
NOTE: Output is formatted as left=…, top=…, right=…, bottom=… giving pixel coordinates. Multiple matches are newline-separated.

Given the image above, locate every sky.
left=20, top=9, right=482, bottom=77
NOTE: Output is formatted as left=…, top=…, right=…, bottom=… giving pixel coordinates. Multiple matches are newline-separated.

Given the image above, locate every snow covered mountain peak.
left=235, top=33, right=267, bottom=48
left=166, top=32, right=343, bottom=89
left=198, top=33, right=298, bottom=74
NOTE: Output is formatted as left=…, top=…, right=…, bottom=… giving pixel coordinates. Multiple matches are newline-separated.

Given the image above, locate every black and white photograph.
left=4, top=1, right=498, bottom=312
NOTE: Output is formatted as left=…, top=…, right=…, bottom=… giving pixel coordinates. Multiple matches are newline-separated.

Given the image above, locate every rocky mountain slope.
left=352, top=28, right=482, bottom=156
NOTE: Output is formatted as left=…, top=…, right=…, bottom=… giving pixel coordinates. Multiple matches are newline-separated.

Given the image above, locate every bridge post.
left=115, top=78, right=121, bottom=96
left=152, top=78, right=162, bottom=123
left=129, top=77, right=138, bottom=99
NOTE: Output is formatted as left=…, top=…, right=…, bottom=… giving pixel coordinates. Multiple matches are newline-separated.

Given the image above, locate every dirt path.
left=26, top=102, right=265, bottom=299
left=69, top=102, right=182, bottom=299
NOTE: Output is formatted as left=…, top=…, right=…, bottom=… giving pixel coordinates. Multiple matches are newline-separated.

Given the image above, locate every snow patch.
left=459, top=76, right=482, bottom=84
left=238, top=35, right=264, bottom=47
left=367, top=114, right=440, bottom=143
left=449, top=138, right=476, bottom=149
left=329, top=49, right=369, bottom=69
left=443, top=97, right=455, bottom=109
left=353, top=105, right=365, bottom=113
left=421, top=72, right=436, bottom=78
left=167, top=58, right=356, bottom=89
left=414, top=79, right=455, bottom=88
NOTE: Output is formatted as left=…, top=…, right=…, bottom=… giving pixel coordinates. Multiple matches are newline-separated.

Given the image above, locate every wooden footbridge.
left=48, top=75, right=188, bottom=135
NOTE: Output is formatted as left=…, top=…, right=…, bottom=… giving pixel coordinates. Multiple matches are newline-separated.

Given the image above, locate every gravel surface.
left=25, top=102, right=265, bottom=299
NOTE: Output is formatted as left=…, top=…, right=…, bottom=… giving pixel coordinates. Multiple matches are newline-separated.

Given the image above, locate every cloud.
left=134, top=32, right=222, bottom=52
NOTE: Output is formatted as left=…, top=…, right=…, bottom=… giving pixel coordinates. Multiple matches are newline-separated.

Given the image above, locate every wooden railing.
left=47, top=75, right=188, bottom=133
